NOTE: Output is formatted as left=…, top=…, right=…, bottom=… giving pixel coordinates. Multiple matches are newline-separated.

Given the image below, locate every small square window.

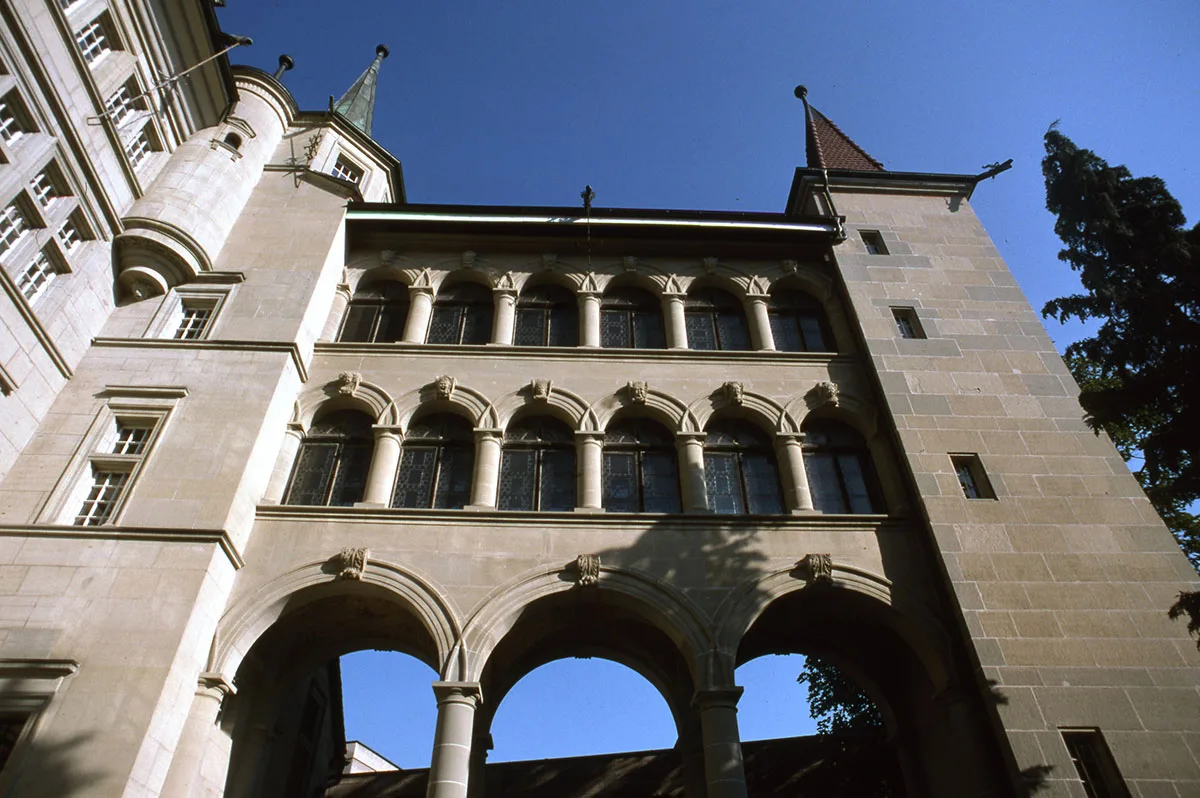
left=891, top=307, right=925, bottom=339
left=331, top=155, right=364, bottom=184
left=0, top=93, right=33, bottom=145
left=861, top=230, right=888, bottom=255
left=1061, top=729, right=1130, bottom=798
left=0, top=202, right=29, bottom=256
left=112, top=423, right=151, bottom=455
left=73, top=467, right=129, bottom=526
left=105, top=81, right=143, bottom=127
left=30, top=164, right=69, bottom=208
left=18, top=251, right=58, bottom=304
left=58, top=216, right=85, bottom=251
left=174, top=304, right=214, bottom=340
left=76, top=17, right=114, bottom=65
left=950, top=454, right=995, bottom=500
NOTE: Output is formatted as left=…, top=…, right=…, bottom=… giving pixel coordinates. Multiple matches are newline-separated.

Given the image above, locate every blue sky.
left=217, top=0, right=1199, bottom=769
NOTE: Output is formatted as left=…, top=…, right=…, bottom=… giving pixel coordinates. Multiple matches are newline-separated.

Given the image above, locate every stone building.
left=0, top=1, right=1197, bottom=796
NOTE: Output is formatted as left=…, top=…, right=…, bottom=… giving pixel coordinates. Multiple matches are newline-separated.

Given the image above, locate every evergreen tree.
left=1041, top=129, right=1200, bottom=642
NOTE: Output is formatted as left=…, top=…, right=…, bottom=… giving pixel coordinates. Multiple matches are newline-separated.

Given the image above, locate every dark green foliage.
left=1041, top=130, right=1200, bottom=646
left=797, top=656, right=882, bottom=735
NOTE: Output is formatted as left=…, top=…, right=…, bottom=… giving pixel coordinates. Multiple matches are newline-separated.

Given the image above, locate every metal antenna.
left=581, top=185, right=595, bottom=270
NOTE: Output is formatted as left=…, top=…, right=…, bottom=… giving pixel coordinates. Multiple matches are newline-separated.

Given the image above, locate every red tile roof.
left=805, top=106, right=885, bottom=171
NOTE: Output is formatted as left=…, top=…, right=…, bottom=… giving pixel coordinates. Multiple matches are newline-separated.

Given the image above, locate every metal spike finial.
left=581, top=185, right=595, bottom=212
left=375, top=44, right=390, bottom=60
left=273, top=54, right=295, bottom=80
left=794, top=85, right=808, bottom=100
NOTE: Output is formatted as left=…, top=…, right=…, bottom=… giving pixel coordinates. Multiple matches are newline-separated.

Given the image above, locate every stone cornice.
left=0, top=524, right=245, bottom=570
left=92, top=337, right=308, bottom=383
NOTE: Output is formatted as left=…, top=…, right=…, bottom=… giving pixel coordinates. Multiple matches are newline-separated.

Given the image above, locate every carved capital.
left=720, top=381, right=744, bottom=405
left=799, top=553, right=833, bottom=586
left=625, top=381, right=649, bottom=404
left=807, top=380, right=839, bottom=409
left=434, top=375, right=456, bottom=400
left=571, top=554, right=601, bottom=587
left=337, top=547, right=370, bottom=580
left=530, top=379, right=552, bottom=401
left=336, top=371, right=362, bottom=397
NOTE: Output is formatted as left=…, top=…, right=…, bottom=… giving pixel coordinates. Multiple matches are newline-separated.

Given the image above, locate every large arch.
left=491, top=383, right=590, bottom=432
left=393, top=378, right=499, bottom=432
left=587, top=384, right=694, bottom=435
left=688, top=386, right=797, bottom=435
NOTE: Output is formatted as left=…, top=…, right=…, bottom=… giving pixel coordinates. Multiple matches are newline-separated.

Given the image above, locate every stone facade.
left=0, top=2, right=1196, bottom=797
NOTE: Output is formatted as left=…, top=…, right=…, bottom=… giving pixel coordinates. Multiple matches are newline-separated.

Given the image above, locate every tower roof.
left=795, top=86, right=884, bottom=172
left=334, top=44, right=389, bottom=137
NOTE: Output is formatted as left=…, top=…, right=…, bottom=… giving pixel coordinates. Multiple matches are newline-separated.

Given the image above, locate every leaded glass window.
left=392, top=414, right=474, bottom=509
left=428, top=282, right=493, bottom=345
left=498, top=417, right=575, bottom=511
left=704, top=420, right=783, bottom=514
left=284, top=410, right=374, bottom=507
left=514, top=284, right=577, bottom=347
left=684, top=288, right=751, bottom=351
left=802, top=419, right=880, bottom=514
left=768, top=289, right=832, bottom=352
left=602, top=419, right=680, bottom=512
left=339, top=282, right=409, bottom=343
left=600, top=286, right=666, bottom=349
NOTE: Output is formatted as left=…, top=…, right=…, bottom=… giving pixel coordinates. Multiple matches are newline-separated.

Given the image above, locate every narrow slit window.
left=891, top=307, right=925, bottom=339
left=950, top=454, right=995, bottom=500
left=1061, top=729, right=1130, bottom=798
left=861, top=230, right=887, bottom=255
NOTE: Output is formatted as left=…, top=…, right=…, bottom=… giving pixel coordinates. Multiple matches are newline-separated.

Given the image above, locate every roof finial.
left=793, top=84, right=884, bottom=171
left=333, top=44, right=389, bottom=137
left=273, top=54, right=294, bottom=80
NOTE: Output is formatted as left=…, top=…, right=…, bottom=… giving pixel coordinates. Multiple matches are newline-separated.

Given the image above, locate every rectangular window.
left=30, top=165, right=68, bottom=208
left=1061, top=729, right=1130, bottom=798
left=74, top=468, right=129, bottom=526
left=58, top=217, right=82, bottom=251
left=76, top=19, right=112, bottom=65
left=0, top=202, right=28, bottom=256
left=861, top=230, right=888, bottom=255
left=59, top=0, right=82, bottom=9
left=0, top=711, right=32, bottom=772
left=0, top=94, right=30, bottom=145
left=105, top=84, right=135, bottom=126
left=891, top=307, right=925, bottom=339
left=950, top=454, right=995, bottom=500
left=126, top=127, right=152, bottom=168
left=173, top=305, right=214, bottom=339
left=18, top=251, right=57, bottom=303
left=331, top=156, right=364, bottom=184
left=112, top=423, right=151, bottom=455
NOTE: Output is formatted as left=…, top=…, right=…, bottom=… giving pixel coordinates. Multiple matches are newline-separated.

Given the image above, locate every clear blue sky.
left=216, top=0, right=1200, bottom=769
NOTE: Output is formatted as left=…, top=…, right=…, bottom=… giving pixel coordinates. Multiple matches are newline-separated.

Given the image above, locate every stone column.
left=694, top=687, right=748, bottom=798
left=677, top=432, right=709, bottom=513
left=775, top=433, right=814, bottom=513
left=492, top=289, right=517, bottom=345
left=663, top=293, right=688, bottom=349
left=404, top=286, right=434, bottom=343
left=745, top=295, right=775, bottom=351
left=322, top=283, right=353, bottom=340
left=577, top=432, right=604, bottom=511
left=361, top=426, right=403, bottom=506
left=427, top=682, right=483, bottom=798
left=263, top=422, right=304, bottom=504
left=579, top=292, right=601, bottom=347
left=469, top=429, right=503, bottom=509
left=160, top=674, right=235, bottom=798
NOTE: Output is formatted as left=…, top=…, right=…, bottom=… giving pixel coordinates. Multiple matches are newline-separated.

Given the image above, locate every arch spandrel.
left=296, top=376, right=398, bottom=427
left=688, top=388, right=796, bottom=435
left=491, top=384, right=590, bottom=431
left=393, top=379, right=497, bottom=431
left=588, top=386, right=690, bottom=435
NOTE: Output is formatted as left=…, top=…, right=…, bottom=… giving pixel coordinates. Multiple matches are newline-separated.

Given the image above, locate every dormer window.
left=331, top=155, right=364, bottom=184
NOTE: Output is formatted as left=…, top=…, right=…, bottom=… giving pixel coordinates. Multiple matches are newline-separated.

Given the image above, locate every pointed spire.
left=334, top=44, right=389, bottom=137
left=794, top=85, right=884, bottom=171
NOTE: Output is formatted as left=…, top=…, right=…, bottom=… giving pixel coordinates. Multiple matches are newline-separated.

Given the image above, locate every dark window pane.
left=539, top=449, right=576, bottom=511
left=328, top=442, right=371, bottom=506
left=805, top=452, right=848, bottom=513
left=705, top=452, right=745, bottom=514
left=0, top=712, right=29, bottom=772
left=838, top=453, right=875, bottom=513
left=717, top=312, right=751, bottom=350
left=799, top=316, right=827, bottom=351
left=461, top=304, right=492, bottom=344
left=393, top=448, right=436, bottom=508
left=514, top=307, right=545, bottom=346
left=434, top=445, right=474, bottom=509
left=547, top=304, right=578, bottom=347
left=769, top=313, right=802, bottom=352
left=603, top=451, right=638, bottom=512
left=285, top=442, right=338, bottom=505
left=743, top=452, right=784, bottom=514
left=686, top=312, right=717, bottom=350
left=632, top=311, right=666, bottom=349
left=380, top=304, right=408, bottom=342
left=498, top=450, right=536, bottom=510
left=428, top=306, right=461, bottom=344
left=340, top=304, right=378, bottom=343
left=641, top=451, right=681, bottom=513
left=600, top=310, right=630, bottom=348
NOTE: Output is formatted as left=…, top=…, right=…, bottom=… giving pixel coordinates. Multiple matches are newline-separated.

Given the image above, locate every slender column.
left=361, top=426, right=403, bottom=506
left=160, top=673, right=235, bottom=798
left=677, top=432, right=709, bottom=513
left=746, top=295, right=775, bottom=351
left=775, top=433, right=814, bottom=512
left=404, top=286, right=434, bottom=343
left=694, top=687, right=748, bottom=798
left=469, top=429, right=503, bottom=509
left=577, top=432, right=604, bottom=511
left=427, top=682, right=483, bottom=798
left=492, top=289, right=517, bottom=345
left=579, top=292, right=602, bottom=347
left=663, top=293, right=688, bottom=349
left=263, top=422, right=304, bottom=504
left=322, top=283, right=353, bottom=340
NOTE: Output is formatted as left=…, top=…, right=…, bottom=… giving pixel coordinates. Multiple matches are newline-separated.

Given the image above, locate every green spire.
left=334, top=44, right=389, bottom=137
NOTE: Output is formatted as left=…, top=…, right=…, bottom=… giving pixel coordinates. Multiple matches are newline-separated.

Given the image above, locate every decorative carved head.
left=721, top=381, right=745, bottom=405
left=782, top=259, right=799, bottom=274
left=626, top=381, right=649, bottom=404
left=434, top=375, right=456, bottom=400
left=530, top=379, right=552, bottom=401
left=808, top=380, right=839, bottom=408
left=337, top=547, right=370, bottom=580
left=703, top=257, right=719, bottom=274
left=800, top=553, right=833, bottom=586
left=541, top=253, right=557, bottom=270
left=573, top=554, right=601, bottom=587
left=336, top=371, right=362, bottom=397
left=461, top=251, right=476, bottom=268
left=623, top=256, right=638, bottom=272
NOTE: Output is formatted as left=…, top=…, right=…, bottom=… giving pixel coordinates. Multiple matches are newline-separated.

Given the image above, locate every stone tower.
left=0, top=3, right=1196, bottom=797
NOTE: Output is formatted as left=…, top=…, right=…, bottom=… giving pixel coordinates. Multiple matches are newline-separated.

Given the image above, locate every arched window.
left=704, top=419, right=783, bottom=514
left=339, top=282, right=409, bottom=343
left=600, top=286, right=666, bottom=349
left=802, top=419, right=881, bottom=514
left=498, top=417, right=575, bottom=511
left=284, top=410, right=374, bottom=506
left=684, top=287, right=751, bottom=351
left=602, top=418, right=680, bottom=512
left=768, top=288, right=833, bottom=352
left=392, top=414, right=474, bottom=509
left=515, top=284, right=577, bottom=347
left=428, top=282, right=493, bottom=345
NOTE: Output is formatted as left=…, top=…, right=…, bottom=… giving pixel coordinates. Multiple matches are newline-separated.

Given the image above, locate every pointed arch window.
left=429, top=282, right=493, bottom=345
left=284, top=410, right=374, bottom=506
left=515, top=284, right=578, bottom=347
left=601, top=286, right=666, bottom=349
left=339, top=282, right=409, bottom=343
left=684, top=288, right=751, bottom=351
left=704, top=420, right=783, bottom=514
left=602, top=419, right=681, bottom=513
left=768, top=289, right=833, bottom=352
left=392, top=414, right=474, bottom=509
left=802, top=419, right=881, bottom=514
left=498, top=417, right=575, bottom=511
